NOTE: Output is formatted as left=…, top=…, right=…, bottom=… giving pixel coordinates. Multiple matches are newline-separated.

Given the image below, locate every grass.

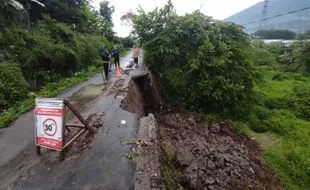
left=238, top=69, right=310, bottom=190
left=123, top=139, right=138, bottom=145
left=0, top=66, right=102, bottom=128
left=262, top=70, right=310, bottom=99
left=0, top=49, right=130, bottom=128
left=161, top=141, right=184, bottom=190
left=122, top=153, right=136, bottom=160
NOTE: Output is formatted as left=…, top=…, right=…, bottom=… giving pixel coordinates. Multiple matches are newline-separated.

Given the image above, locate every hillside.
left=225, top=0, right=310, bottom=33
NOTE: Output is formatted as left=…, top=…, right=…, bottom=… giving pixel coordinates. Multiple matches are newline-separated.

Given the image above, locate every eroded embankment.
left=121, top=73, right=284, bottom=190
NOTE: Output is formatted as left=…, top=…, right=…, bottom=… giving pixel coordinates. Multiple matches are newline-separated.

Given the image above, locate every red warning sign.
left=35, top=99, right=64, bottom=150
left=43, top=118, right=57, bottom=136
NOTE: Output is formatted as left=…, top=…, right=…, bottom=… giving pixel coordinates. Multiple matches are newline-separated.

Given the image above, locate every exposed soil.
left=61, top=113, right=104, bottom=159
left=105, top=78, right=125, bottom=96
left=0, top=113, right=103, bottom=190
left=154, top=107, right=284, bottom=190
left=121, top=79, right=146, bottom=118
left=121, top=74, right=285, bottom=190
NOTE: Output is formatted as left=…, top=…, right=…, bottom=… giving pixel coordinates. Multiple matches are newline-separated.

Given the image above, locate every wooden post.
left=66, top=124, right=85, bottom=129
left=64, top=100, right=97, bottom=134
left=36, top=146, right=41, bottom=155
left=62, top=129, right=86, bottom=150
left=59, top=151, right=64, bottom=161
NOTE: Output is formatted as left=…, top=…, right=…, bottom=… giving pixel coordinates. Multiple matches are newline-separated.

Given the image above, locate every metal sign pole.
left=59, top=100, right=66, bottom=161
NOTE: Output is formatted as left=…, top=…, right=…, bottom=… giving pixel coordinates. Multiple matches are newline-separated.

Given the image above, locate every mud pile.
left=121, top=72, right=284, bottom=190
left=155, top=107, right=284, bottom=190
left=64, top=113, right=103, bottom=157
left=122, top=75, right=284, bottom=190
left=120, top=78, right=146, bottom=117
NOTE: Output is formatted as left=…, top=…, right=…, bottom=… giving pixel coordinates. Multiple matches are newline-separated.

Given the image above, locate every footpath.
left=0, top=50, right=144, bottom=190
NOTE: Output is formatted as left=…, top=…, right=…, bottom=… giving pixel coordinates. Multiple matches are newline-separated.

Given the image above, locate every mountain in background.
left=224, top=0, right=310, bottom=34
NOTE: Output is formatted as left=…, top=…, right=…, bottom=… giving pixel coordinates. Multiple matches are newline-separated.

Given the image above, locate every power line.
left=242, top=6, right=310, bottom=26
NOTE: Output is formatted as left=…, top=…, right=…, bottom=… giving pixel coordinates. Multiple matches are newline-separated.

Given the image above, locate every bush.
left=263, top=116, right=310, bottom=189
left=0, top=61, right=29, bottom=110
left=2, top=16, right=116, bottom=89
left=264, top=97, right=286, bottom=110
left=78, top=35, right=112, bottom=68
left=132, top=6, right=262, bottom=118
left=272, top=73, right=289, bottom=81
left=253, top=29, right=296, bottom=40
left=251, top=48, right=277, bottom=66
left=293, top=41, right=310, bottom=75
left=2, top=23, right=80, bottom=85
left=286, top=83, right=310, bottom=120
left=248, top=106, right=271, bottom=133
left=185, top=22, right=262, bottom=117
left=120, top=36, right=136, bottom=48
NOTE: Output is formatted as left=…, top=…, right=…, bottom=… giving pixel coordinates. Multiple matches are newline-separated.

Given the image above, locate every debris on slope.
left=155, top=107, right=284, bottom=190
left=122, top=73, right=284, bottom=190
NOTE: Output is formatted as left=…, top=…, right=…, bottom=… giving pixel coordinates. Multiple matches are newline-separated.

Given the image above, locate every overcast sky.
left=92, top=0, right=262, bottom=37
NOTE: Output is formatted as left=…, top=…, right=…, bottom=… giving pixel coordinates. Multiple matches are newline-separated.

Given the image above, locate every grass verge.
left=0, top=49, right=130, bottom=128
left=236, top=70, right=310, bottom=190
left=0, top=66, right=101, bottom=128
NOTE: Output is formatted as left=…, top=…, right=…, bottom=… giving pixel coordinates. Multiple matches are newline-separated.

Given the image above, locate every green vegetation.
left=125, top=1, right=310, bottom=189
left=252, top=29, right=296, bottom=40
left=123, top=139, right=138, bottom=145
left=122, top=153, right=136, bottom=160
left=0, top=0, right=129, bottom=127
left=161, top=141, right=183, bottom=190
left=125, top=1, right=261, bottom=118
left=239, top=69, right=310, bottom=189
left=0, top=67, right=100, bottom=127
left=238, top=42, right=310, bottom=189
left=297, top=29, right=310, bottom=40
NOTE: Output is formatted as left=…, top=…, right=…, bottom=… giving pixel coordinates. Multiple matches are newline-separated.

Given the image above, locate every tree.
left=294, top=42, right=310, bottom=74
left=99, top=0, right=115, bottom=27
left=297, top=29, right=310, bottom=40
left=0, top=0, right=29, bottom=29
left=253, top=29, right=296, bottom=40
left=130, top=1, right=262, bottom=118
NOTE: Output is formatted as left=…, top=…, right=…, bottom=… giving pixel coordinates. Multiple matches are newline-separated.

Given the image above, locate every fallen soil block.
left=122, top=71, right=284, bottom=190
left=155, top=107, right=284, bottom=190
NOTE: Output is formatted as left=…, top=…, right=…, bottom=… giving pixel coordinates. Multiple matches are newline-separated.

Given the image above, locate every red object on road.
left=116, top=65, right=122, bottom=77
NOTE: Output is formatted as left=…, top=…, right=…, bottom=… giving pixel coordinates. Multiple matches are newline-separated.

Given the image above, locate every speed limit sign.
left=35, top=98, right=64, bottom=150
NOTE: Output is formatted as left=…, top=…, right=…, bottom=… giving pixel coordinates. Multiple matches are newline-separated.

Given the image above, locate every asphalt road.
left=0, top=50, right=144, bottom=190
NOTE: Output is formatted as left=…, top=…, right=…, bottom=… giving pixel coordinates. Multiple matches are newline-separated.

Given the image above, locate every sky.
left=92, top=0, right=262, bottom=37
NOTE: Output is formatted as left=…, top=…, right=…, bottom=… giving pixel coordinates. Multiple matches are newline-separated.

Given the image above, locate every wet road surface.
left=0, top=50, right=144, bottom=189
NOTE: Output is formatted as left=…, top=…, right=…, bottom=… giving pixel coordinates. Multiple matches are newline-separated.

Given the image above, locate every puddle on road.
left=68, top=84, right=105, bottom=104
left=66, top=84, right=107, bottom=121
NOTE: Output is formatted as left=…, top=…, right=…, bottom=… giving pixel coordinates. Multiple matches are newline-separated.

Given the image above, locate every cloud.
left=92, top=0, right=262, bottom=37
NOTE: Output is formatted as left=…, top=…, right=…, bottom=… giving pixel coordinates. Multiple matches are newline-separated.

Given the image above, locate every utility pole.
left=260, top=0, right=269, bottom=29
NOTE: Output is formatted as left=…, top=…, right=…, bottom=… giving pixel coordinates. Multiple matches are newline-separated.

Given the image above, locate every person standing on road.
left=112, top=45, right=120, bottom=69
left=100, top=47, right=111, bottom=80
left=132, top=45, right=140, bottom=68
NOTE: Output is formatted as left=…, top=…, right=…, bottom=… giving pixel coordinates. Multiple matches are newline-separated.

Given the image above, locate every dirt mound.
left=64, top=113, right=104, bottom=158
left=155, top=107, right=284, bottom=190
left=121, top=78, right=146, bottom=117
left=105, top=78, right=125, bottom=96
left=120, top=72, right=284, bottom=190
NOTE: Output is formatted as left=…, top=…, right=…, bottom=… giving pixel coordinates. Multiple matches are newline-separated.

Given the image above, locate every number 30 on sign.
left=35, top=98, right=64, bottom=150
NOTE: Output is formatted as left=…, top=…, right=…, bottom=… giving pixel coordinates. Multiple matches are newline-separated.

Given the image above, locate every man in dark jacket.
left=111, top=45, right=120, bottom=69
left=100, top=47, right=110, bottom=80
